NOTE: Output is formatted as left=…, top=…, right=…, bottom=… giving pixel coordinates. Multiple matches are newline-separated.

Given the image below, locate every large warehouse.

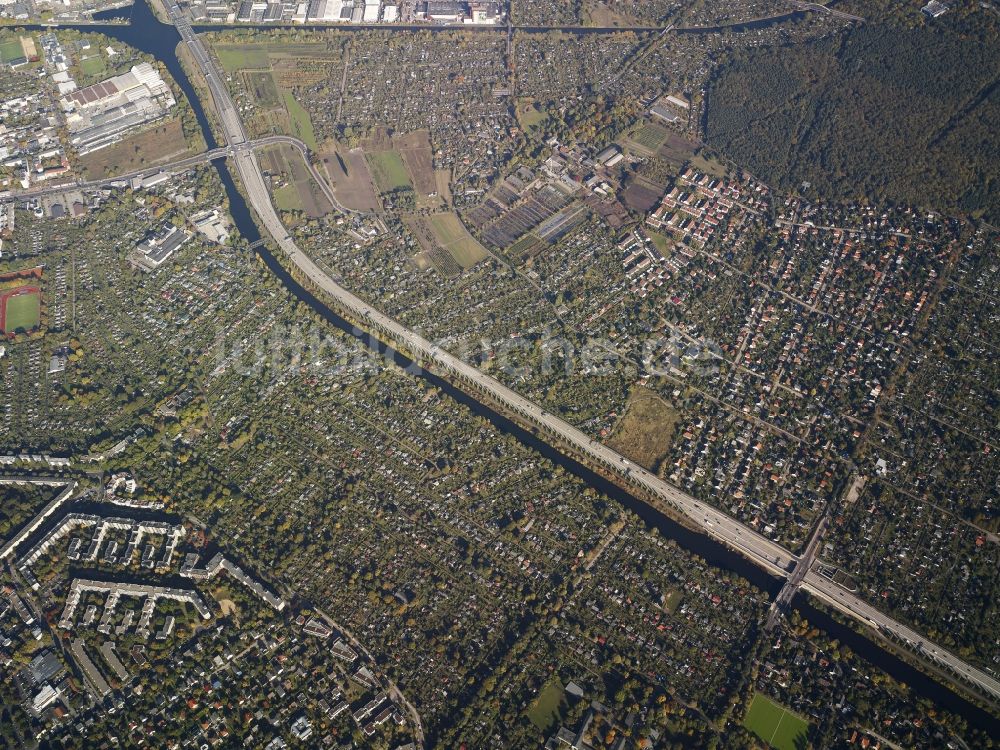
left=61, top=63, right=177, bottom=154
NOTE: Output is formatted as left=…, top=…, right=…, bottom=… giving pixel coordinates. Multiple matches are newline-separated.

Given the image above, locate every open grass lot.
left=606, top=386, right=679, bottom=472
left=77, top=118, right=192, bottom=179
left=582, top=0, right=640, bottom=26
left=646, top=229, right=672, bottom=255
left=0, top=37, right=23, bottom=63
left=78, top=54, right=107, bottom=81
left=264, top=145, right=331, bottom=218
left=2, top=290, right=41, bottom=334
left=282, top=90, right=317, bottom=150
left=515, top=98, right=548, bottom=131
left=273, top=183, right=303, bottom=212
left=662, top=588, right=683, bottom=614
left=215, top=45, right=270, bottom=72
left=527, top=679, right=565, bottom=732
left=743, top=693, right=810, bottom=750
left=366, top=150, right=412, bottom=193
left=426, top=212, right=489, bottom=268
left=245, top=71, right=281, bottom=107
left=688, top=151, right=728, bottom=178
left=657, top=133, right=700, bottom=166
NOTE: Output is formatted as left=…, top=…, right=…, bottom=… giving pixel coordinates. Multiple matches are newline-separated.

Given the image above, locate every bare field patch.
left=320, top=144, right=381, bottom=213
left=396, top=129, right=438, bottom=198
left=77, top=118, right=193, bottom=180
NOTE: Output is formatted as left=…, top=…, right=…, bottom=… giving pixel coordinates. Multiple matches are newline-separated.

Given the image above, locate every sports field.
left=743, top=693, right=809, bottom=750
left=1, top=289, right=41, bottom=334
left=0, top=38, right=23, bottom=63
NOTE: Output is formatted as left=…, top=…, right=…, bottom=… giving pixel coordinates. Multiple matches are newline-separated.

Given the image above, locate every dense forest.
left=705, top=7, right=1000, bottom=222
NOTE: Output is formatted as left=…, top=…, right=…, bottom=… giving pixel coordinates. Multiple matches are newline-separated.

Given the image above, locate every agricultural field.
left=366, top=150, right=412, bottom=193
left=626, top=121, right=669, bottom=155
left=743, top=693, right=810, bottom=750
left=621, top=175, right=664, bottom=213
left=396, top=130, right=438, bottom=199
left=76, top=118, right=193, bottom=179
left=404, top=212, right=489, bottom=275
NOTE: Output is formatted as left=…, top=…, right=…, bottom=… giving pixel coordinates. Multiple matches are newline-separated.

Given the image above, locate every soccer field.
left=2, top=290, right=41, bottom=334
left=743, top=693, right=810, bottom=750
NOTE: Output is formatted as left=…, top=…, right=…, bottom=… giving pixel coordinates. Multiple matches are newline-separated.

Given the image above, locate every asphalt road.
left=165, top=0, right=1000, bottom=706
left=1, top=135, right=305, bottom=203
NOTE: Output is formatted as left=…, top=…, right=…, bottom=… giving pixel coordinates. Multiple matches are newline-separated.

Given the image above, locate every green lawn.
left=516, top=99, right=548, bottom=131
left=3, top=292, right=40, bottom=333
left=366, top=151, right=412, bottom=193
left=0, top=38, right=24, bottom=63
left=215, top=46, right=270, bottom=72
left=689, top=151, right=727, bottom=178
left=646, top=229, right=672, bottom=255
left=273, top=183, right=303, bottom=212
left=79, top=55, right=106, bottom=79
left=282, top=90, right=317, bottom=150
left=743, top=693, right=810, bottom=750
left=527, top=679, right=565, bottom=732
left=662, top=589, right=683, bottom=614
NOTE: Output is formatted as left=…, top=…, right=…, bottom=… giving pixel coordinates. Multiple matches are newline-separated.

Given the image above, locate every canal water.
left=30, top=0, right=1000, bottom=734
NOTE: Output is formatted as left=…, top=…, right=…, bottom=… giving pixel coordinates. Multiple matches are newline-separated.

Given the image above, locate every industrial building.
left=60, top=63, right=177, bottom=155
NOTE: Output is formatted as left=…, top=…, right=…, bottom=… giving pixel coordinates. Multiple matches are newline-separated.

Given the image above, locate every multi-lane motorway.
left=1, top=135, right=311, bottom=203
left=163, top=0, right=1000, bottom=706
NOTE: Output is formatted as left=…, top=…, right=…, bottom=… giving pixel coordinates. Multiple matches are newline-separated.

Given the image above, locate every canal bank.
left=23, top=0, right=1000, bottom=733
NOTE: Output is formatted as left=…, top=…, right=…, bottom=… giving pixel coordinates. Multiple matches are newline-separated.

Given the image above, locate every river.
left=27, top=0, right=1000, bottom=734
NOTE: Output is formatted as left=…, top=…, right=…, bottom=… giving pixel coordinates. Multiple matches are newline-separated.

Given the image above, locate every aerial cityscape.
left=0, top=0, right=997, bottom=749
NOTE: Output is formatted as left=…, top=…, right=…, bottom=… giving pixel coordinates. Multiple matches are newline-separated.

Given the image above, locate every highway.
left=0, top=135, right=308, bottom=203
left=166, top=0, right=1000, bottom=706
